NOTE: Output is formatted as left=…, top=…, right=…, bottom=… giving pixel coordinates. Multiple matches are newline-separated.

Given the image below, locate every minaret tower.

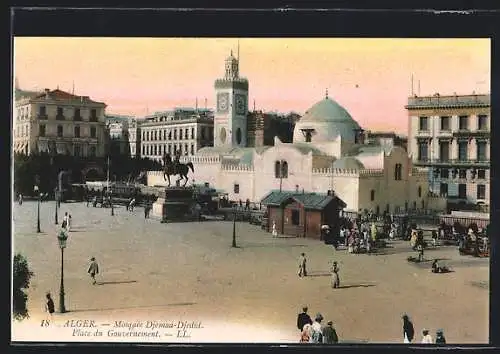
left=213, top=44, right=249, bottom=148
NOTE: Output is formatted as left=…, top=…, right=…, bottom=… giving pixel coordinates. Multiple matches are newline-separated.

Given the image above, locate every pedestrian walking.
left=67, top=214, right=72, bottom=232
left=435, top=329, right=446, bottom=344
left=421, top=329, right=433, bottom=344
left=402, top=314, right=415, bottom=343
left=62, top=212, right=69, bottom=231
left=272, top=221, right=278, bottom=238
left=298, top=253, right=307, bottom=277
left=87, top=257, right=99, bottom=285
left=322, top=321, right=339, bottom=344
left=331, top=261, right=340, bottom=288
left=297, top=306, right=313, bottom=332
left=18, top=193, right=23, bottom=205
left=129, top=198, right=136, bottom=212
left=310, top=313, right=324, bottom=343
left=44, top=292, right=55, bottom=317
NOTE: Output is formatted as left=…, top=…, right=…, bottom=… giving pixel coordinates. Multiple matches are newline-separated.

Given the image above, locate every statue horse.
left=162, top=153, right=194, bottom=187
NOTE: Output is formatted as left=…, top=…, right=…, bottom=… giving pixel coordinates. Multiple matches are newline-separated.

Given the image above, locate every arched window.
left=376, top=205, right=380, bottom=215
left=418, top=186, right=422, bottom=198
left=275, top=161, right=281, bottom=178
left=394, top=163, right=402, bottom=180
left=281, top=161, right=288, bottom=178
left=370, top=189, right=375, bottom=201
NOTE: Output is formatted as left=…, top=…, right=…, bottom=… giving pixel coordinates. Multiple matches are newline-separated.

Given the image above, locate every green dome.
left=301, top=97, right=357, bottom=124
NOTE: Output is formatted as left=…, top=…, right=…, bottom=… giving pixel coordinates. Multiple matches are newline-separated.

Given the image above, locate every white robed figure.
left=272, top=220, right=278, bottom=238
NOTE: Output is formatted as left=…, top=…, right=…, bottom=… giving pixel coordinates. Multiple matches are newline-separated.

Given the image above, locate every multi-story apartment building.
left=14, top=88, right=107, bottom=157
left=106, top=114, right=133, bottom=155
left=139, top=108, right=214, bottom=162
left=406, top=93, right=490, bottom=210
left=246, top=111, right=299, bottom=147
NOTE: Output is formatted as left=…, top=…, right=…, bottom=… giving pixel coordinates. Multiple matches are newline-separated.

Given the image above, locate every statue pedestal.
left=152, top=187, right=194, bottom=222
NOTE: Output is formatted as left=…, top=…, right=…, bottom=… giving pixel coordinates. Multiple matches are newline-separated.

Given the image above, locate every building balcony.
left=415, top=158, right=490, bottom=167
left=452, top=130, right=490, bottom=138
left=37, top=114, right=48, bottom=120
left=38, top=135, right=99, bottom=143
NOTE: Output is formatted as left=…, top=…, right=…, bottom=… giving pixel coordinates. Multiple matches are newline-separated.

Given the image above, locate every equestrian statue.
left=162, top=153, right=194, bottom=187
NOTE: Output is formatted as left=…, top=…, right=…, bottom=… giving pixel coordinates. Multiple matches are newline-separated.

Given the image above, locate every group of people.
left=297, top=253, right=340, bottom=289
left=340, top=221, right=378, bottom=254
left=402, top=314, right=446, bottom=344
left=297, top=307, right=339, bottom=344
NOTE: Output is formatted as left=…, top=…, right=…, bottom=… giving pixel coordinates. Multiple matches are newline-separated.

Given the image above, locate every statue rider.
left=173, top=151, right=181, bottom=175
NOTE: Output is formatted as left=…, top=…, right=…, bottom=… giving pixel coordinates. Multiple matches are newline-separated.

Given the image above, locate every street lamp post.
left=54, top=188, right=59, bottom=225
left=232, top=206, right=237, bottom=248
left=110, top=190, right=114, bottom=216
left=57, top=230, right=68, bottom=313
left=34, top=185, right=41, bottom=233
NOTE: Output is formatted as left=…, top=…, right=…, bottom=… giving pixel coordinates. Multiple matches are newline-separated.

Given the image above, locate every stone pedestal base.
left=151, top=187, right=194, bottom=222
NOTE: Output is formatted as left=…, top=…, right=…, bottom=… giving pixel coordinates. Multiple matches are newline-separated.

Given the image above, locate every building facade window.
left=90, top=127, right=97, bottom=138
left=191, top=144, right=194, bottom=155
left=440, top=183, right=448, bottom=196
left=275, top=160, right=288, bottom=178
left=39, top=106, right=47, bottom=116
left=74, top=108, right=81, bottom=121
left=234, top=183, right=240, bottom=194
left=477, top=169, right=486, bottom=179
left=477, top=184, right=486, bottom=199
left=191, top=127, right=195, bottom=139
left=417, top=142, right=428, bottom=161
left=89, top=146, right=96, bottom=157
left=39, top=124, right=46, bottom=137
left=174, top=129, right=177, bottom=140
left=459, top=169, right=467, bottom=179
left=418, top=186, right=422, bottom=198
left=419, top=116, right=428, bottom=131
left=57, top=125, right=63, bottom=137
left=478, top=115, right=488, bottom=131
left=458, top=141, right=468, bottom=161
left=440, top=116, right=450, bottom=131
left=56, top=107, right=64, bottom=120
left=90, top=109, right=98, bottom=122
left=458, top=184, right=467, bottom=199
left=74, top=145, right=81, bottom=156
left=439, top=141, right=450, bottom=162
left=476, top=141, right=487, bottom=161
left=370, top=189, right=375, bottom=201
left=459, top=115, right=469, bottom=130
left=440, top=168, right=449, bottom=179
left=74, top=126, right=80, bottom=138
left=394, top=163, right=402, bottom=180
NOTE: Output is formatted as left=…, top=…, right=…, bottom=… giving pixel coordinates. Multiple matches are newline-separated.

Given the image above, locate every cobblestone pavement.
left=12, top=201, right=489, bottom=343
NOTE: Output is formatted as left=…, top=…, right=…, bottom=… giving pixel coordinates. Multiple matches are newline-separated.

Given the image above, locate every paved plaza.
left=12, top=201, right=489, bottom=343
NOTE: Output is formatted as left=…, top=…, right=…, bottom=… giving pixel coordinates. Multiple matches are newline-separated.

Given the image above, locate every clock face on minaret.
left=217, top=93, right=229, bottom=113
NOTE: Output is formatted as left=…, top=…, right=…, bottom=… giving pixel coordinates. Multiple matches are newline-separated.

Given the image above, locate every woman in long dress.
left=331, top=261, right=340, bottom=288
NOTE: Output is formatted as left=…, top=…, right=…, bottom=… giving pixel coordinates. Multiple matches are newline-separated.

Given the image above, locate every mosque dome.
left=293, top=92, right=361, bottom=143
left=332, top=157, right=365, bottom=170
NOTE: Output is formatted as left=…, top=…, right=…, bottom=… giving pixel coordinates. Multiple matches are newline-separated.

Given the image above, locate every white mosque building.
left=147, top=51, right=430, bottom=215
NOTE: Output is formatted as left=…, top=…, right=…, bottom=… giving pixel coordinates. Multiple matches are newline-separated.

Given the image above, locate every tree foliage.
left=14, top=152, right=163, bottom=196
left=13, top=253, right=34, bottom=321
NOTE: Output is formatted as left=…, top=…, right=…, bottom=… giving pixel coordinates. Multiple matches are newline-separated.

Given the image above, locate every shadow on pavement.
left=66, top=302, right=197, bottom=313
left=338, top=284, right=376, bottom=289
left=97, top=280, right=138, bottom=285
left=306, top=271, right=331, bottom=277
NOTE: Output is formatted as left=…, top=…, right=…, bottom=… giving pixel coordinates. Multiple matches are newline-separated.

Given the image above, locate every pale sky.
left=14, top=38, right=490, bottom=134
